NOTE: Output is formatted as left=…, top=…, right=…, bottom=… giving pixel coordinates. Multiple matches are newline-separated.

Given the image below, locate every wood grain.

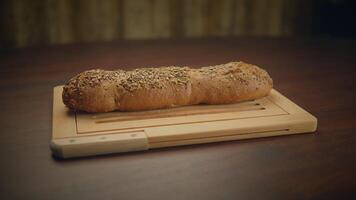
left=123, top=0, right=153, bottom=39
left=94, top=0, right=121, bottom=41
left=71, top=0, right=99, bottom=42
left=44, top=0, right=74, bottom=44
left=267, top=0, right=283, bottom=36
left=205, top=0, right=233, bottom=36
left=0, top=0, right=16, bottom=48
left=183, top=0, right=205, bottom=37
left=232, top=0, right=248, bottom=35
left=0, top=38, right=355, bottom=199
left=249, top=0, right=269, bottom=36
left=152, top=0, right=171, bottom=38
left=11, top=0, right=47, bottom=47
left=0, top=0, right=318, bottom=48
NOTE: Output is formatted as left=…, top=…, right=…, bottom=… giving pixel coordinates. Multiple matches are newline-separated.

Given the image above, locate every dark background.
left=0, top=1, right=355, bottom=200
left=1, top=0, right=356, bottom=49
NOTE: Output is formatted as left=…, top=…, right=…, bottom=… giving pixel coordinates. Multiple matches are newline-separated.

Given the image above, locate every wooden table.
left=0, top=38, right=355, bottom=199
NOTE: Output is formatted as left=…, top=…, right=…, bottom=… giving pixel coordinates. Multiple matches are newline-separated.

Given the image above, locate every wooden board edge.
left=50, top=131, right=149, bottom=158
left=149, top=128, right=314, bottom=149
left=52, top=85, right=77, bottom=139
left=149, top=112, right=318, bottom=149
left=145, top=111, right=317, bottom=143
left=268, top=89, right=316, bottom=117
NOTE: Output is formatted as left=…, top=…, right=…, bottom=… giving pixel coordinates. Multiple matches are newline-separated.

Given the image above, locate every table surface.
left=0, top=38, right=355, bottom=200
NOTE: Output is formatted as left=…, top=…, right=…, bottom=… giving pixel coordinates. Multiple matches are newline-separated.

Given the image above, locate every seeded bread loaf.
left=62, top=61, right=273, bottom=112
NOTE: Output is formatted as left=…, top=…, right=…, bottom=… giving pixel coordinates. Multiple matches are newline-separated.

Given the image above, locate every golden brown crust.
left=62, top=61, right=273, bottom=112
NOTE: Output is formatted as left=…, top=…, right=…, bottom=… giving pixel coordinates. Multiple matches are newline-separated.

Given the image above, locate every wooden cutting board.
left=51, top=86, right=317, bottom=158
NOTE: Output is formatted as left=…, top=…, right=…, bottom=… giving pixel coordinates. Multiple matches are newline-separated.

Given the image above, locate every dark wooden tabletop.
left=0, top=38, right=355, bottom=200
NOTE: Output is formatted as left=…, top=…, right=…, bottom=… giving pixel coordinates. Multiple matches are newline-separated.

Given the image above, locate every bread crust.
left=62, top=62, right=273, bottom=112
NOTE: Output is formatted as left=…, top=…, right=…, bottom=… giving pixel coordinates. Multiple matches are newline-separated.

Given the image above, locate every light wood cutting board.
left=51, top=86, right=317, bottom=158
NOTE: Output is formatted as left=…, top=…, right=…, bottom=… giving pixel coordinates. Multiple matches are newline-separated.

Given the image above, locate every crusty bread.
left=62, top=61, right=273, bottom=112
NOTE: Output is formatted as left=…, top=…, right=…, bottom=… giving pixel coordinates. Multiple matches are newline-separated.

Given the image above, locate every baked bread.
left=62, top=61, right=273, bottom=112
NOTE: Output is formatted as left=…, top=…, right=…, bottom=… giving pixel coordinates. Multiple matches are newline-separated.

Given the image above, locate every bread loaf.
left=62, top=61, right=273, bottom=112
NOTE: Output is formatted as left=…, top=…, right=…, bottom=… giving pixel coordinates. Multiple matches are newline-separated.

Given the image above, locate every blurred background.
left=0, top=0, right=355, bottom=49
